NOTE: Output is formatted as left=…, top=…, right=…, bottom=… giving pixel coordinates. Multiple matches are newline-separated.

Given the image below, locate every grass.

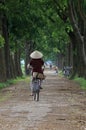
left=74, top=77, right=86, bottom=89
left=59, top=71, right=86, bottom=90
left=0, top=75, right=31, bottom=102
left=0, top=76, right=30, bottom=90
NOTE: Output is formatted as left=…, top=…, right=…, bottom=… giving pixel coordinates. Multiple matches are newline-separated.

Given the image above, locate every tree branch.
left=78, top=0, right=86, bottom=21
left=68, top=0, right=83, bottom=43
left=52, top=0, right=68, bottom=22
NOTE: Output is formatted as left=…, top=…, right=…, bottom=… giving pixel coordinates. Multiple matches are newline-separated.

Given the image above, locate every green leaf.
left=0, top=35, right=5, bottom=48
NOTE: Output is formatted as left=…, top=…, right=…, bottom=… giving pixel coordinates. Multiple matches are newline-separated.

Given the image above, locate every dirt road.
left=0, top=69, right=86, bottom=130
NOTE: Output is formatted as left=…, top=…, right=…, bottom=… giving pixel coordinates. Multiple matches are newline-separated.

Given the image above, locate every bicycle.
left=32, top=78, right=41, bottom=101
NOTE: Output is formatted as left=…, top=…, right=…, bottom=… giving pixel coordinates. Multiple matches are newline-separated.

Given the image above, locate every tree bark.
left=2, top=13, right=11, bottom=79
left=0, top=48, right=6, bottom=82
left=68, top=0, right=86, bottom=78
left=25, top=40, right=35, bottom=75
left=14, top=42, right=22, bottom=77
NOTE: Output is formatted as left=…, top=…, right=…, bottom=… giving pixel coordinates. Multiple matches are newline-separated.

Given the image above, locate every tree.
left=68, top=0, right=86, bottom=78
left=1, top=0, right=85, bottom=81
left=0, top=0, right=6, bottom=82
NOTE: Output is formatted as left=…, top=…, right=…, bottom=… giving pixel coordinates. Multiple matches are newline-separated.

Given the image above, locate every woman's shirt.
left=30, top=59, right=44, bottom=74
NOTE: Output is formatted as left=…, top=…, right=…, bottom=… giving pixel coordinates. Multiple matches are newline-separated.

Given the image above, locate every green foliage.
left=74, top=77, right=86, bottom=89
left=0, top=35, right=5, bottom=48
left=0, top=77, right=26, bottom=89
left=4, top=0, right=70, bottom=63
left=0, top=2, right=8, bottom=12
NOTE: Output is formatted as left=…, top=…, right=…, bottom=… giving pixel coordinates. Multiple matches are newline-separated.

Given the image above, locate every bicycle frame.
left=32, top=78, right=41, bottom=101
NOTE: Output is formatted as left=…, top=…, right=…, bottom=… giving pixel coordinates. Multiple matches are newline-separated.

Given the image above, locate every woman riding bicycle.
left=30, top=50, right=44, bottom=77
left=29, top=50, right=45, bottom=97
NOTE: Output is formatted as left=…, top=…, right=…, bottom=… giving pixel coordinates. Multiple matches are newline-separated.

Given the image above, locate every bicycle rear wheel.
left=32, top=79, right=40, bottom=101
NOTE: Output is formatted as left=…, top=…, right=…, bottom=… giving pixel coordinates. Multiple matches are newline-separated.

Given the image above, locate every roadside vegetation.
left=0, top=76, right=30, bottom=90
left=74, top=77, right=86, bottom=90
left=0, top=0, right=86, bottom=83
left=59, top=70, right=86, bottom=90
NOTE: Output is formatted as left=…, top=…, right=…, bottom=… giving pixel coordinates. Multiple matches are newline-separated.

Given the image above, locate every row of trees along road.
left=0, top=0, right=86, bottom=82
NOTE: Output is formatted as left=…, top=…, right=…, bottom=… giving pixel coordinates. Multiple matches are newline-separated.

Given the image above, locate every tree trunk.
left=57, top=53, right=64, bottom=70
left=14, top=50, right=22, bottom=77
left=83, top=21, right=86, bottom=78
left=2, top=14, right=11, bottom=79
left=0, top=48, right=6, bottom=82
left=65, top=42, right=73, bottom=67
left=10, top=54, right=16, bottom=78
left=68, top=31, right=78, bottom=78
left=68, top=0, right=86, bottom=78
left=25, top=40, right=35, bottom=75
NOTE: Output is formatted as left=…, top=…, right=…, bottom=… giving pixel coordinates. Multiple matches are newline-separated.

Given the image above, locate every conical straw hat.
left=30, top=50, right=43, bottom=59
